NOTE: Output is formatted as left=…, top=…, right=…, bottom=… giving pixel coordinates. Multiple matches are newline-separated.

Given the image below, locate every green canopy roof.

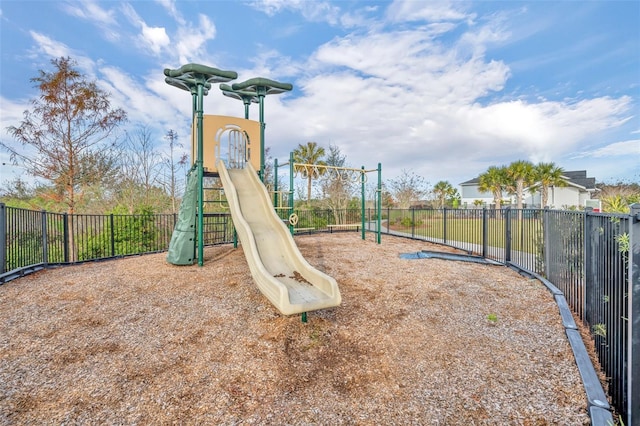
left=231, top=77, right=293, bottom=95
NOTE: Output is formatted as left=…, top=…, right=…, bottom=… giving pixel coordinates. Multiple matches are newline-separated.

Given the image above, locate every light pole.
left=230, top=78, right=293, bottom=182
left=164, top=63, right=237, bottom=266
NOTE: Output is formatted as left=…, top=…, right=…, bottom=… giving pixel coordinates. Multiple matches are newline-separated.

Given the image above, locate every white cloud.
left=251, top=15, right=634, bottom=185
left=155, top=0, right=186, bottom=26
left=27, top=32, right=99, bottom=81
left=140, top=24, right=170, bottom=55
left=61, top=0, right=120, bottom=41
left=5, top=1, right=636, bottom=187
left=29, top=31, right=72, bottom=59
left=173, top=14, right=217, bottom=65
left=385, top=0, right=470, bottom=23
left=250, top=0, right=341, bottom=25
left=61, top=0, right=117, bottom=26
left=120, top=3, right=171, bottom=56
left=572, top=139, right=640, bottom=159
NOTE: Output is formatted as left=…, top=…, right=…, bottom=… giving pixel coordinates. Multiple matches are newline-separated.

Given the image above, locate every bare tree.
left=3, top=57, right=126, bottom=261
left=162, top=129, right=185, bottom=214
left=4, top=57, right=126, bottom=214
left=387, top=169, right=430, bottom=209
left=114, top=125, right=170, bottom=213
left=320, top=145, right=357, bottom=224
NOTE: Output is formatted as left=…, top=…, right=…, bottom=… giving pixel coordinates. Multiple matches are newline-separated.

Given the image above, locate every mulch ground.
left=0, top=233, right=590, bottom=425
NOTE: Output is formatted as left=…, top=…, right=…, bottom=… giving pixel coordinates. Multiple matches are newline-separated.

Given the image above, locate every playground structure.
left=163, top=63, right=343, bottom=316
left=217, top=160, right=340, bottom=315
left=273, top=155, right=382, bottom=244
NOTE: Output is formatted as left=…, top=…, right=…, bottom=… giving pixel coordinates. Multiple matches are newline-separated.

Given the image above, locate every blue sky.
left=1, top=0, right=639, bottom=190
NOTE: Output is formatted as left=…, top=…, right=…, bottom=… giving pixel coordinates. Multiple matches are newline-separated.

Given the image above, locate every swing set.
left=272, top=152, right=383, bottom=244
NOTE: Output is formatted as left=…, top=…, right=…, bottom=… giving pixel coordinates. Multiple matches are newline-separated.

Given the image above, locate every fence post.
left=583, top=209, right=595, bottom=325
left=504, top=207, right=511, bottom=262
left=411, top=208, right=415, bottom=239
left=628, top=203, right=640, bottom=426
left=387, top=207, right=390, bottom=234
left=63, top=213, right=69, bottom=263
left=41, top=210, right=48, bottom=266
left=482, top=207, right=488, bottom=258
left=443, top=208, right=447, bottom=245
left=110, top=214, right=116, bottom=257
left=0, top=203, right=6, bottom=274
left=543, top=207, right=550, bottom=278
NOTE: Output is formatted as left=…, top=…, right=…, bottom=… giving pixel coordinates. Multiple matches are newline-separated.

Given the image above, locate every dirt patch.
left=0, top=233, right=590, bottom=424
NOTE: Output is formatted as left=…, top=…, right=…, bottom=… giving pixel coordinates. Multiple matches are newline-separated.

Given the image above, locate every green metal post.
left=191, top=90, right=198, bottom=260
left=258, top=91, right=266, bottom=182
left=164, top=64, right=238, bottom=266
left=289, top=151, right=294, bottom=235
left=377, top=163, right=382, bottom=244
left=274, top=158, right=279, bottom=208
left=361, top=166, right=366, bottom=240
left=0, top=203, right=5, bottom=274
left=196, top=83, right=205, bottom=266
left=230, top=79, right=293, bottom=182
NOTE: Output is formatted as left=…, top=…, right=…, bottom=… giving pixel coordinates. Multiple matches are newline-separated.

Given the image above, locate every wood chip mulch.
left=0, top=233, right=590, bottom=425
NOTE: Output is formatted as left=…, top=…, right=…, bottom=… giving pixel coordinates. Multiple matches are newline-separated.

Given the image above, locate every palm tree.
left=506, top=160, right=535, bottom=210
left=534, top=162, right=565, bottom=208
left=292, top=142, right=327, bottom=202
left=433, top=180, right=456, bottom=209
left=478, top=166, right=507, bottom=210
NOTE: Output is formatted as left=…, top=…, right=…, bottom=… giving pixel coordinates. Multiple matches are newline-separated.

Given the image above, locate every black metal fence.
left=1, top=202, right=638, bottom=423
left=372, top=206, right=637, bottom=424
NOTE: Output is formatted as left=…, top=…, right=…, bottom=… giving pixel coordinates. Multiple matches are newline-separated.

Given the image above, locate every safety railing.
left=374, top=206, right=636, bottom=423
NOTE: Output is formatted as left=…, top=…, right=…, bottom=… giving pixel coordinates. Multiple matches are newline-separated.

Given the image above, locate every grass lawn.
left=385, top=210, right=544, bottom=254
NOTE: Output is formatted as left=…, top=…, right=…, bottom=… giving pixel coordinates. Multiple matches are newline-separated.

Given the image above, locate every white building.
left=459, top=170, right=598, bottom=209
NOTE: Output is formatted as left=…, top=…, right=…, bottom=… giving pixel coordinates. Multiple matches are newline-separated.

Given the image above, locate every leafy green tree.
left=478, top=166, right=507, bottom=210
left=79, top=205, right=161, bottom=260
left=432, top=180, right=456, bottom=209
left=292, top=141, right=327, bottom=202
left=534, top=162, right=566, bottom=208
left=601, top=195, right=630, bottom=213
left=506, top=160, right=535, bottom=210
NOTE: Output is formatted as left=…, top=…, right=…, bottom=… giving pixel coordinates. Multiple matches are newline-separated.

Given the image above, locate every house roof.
left=460, top=170, right=597, bottom=190
left=561, top=170, right=596, bottom=190
left=460, top=177, right=480, bottom=185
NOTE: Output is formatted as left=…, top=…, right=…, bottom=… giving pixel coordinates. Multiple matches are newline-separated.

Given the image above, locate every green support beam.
left=231, top=78, right=293, bottom=182
left=164, top=63, right=237, bottom=267
left=219, top=84, right=258, bottom=119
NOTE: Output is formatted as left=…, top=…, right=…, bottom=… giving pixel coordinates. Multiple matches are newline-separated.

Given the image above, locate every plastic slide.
left=217, top=160, right=341, bottom=315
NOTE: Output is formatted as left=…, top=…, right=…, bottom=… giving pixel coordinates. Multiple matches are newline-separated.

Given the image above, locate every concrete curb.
left=507, top=262, right=613, bottom=426
left=396, top=238, right=614, bottom=424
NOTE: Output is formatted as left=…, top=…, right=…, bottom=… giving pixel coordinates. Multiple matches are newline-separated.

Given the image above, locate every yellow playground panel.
left=194, top=115, right=261, bottom=174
